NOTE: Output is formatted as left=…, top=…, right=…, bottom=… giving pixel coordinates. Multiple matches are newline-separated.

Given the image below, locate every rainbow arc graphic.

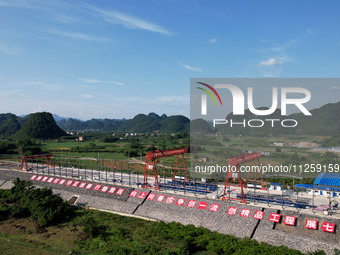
left=196, top=82, right=222, bottom=115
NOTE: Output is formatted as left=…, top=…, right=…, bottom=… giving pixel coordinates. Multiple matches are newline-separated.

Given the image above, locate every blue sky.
left=0, top=0, right=339, bottom=120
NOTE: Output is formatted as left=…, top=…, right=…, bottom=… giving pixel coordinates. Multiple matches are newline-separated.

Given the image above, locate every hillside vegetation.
left=58, top=113, right=189, bottom=133
left=0, top=114, right=21, bottom=137
left=14, top=112, right=67, bottom=140
left=323, top=133, right=340, bottom=147
left=195, top=101, right=340, bottom=136
left=0, top=178, right=73, bottom=226
left=0, top=112, right=189, bottom=138
left=0, top=101, right=338, bottom=140
left=0, top=179, right=328, bottom=255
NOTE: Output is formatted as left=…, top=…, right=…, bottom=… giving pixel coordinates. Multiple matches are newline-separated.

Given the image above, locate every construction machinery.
left=222, top=152, right=265, bottom=203
left=143, top=147, right=188, bottom=190
left=21, top=154, right=53, bottom=171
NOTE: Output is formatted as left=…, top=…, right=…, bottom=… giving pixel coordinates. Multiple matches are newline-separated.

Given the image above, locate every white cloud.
left=79, top=78, right=124, bottom=86
left=0, top=1, right=28, bottom=8
left=111, top=94, right=189, bottom=105
left=33, top=106, right=43, bottom=113
left=83, top=4, right=174, bottom=36
left=80, top=94, right=94, bottom=99
left=329, top=86, right=340, bottom=91
left=26, top=81, right=62, bottom=91
left=48, top=28, right=108, bottom=42
left=0, top=89, right=20, bottom=97
left=265, top=29, right=314, bottom=53
left=210, top=38, right=217, bottom=43
left=53, top=14, right=79, bottom=23
left=0, top=41, right=21, bottom=55
left=257, top=29, right=314, bottom=75
left=0, top=0, right=76, bottom=18
left=180, top=64, right=202, bottom=72
left=1, top=1, right=174, bottom=36
left=258, top=58, right=284, bottom=67
left=155, top=95, right=189, bottom=105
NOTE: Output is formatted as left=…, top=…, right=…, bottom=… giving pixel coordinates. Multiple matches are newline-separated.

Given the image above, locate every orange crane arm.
left=146, top=147, right=188, bottom=160
left=22, top=154, right=53, bottom=160
left=229, top=152, right=261, bottom=166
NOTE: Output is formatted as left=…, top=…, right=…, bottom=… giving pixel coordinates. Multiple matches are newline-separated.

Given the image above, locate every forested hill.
left=0, top=113, right=21, bottom=136
left=0, top=112, right=189, bottom=138
left=0, top=101, right=337, bottom=138
left=14, top=112, right=67, bottom=139
left=57, top=113, right=189, bottom=133
left=290, top=101, right=340, bottom=135
left=204, top=101, right=340, bottom=136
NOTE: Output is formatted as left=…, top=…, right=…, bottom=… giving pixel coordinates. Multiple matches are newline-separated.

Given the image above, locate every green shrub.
left=0, top=203, right=10, bottom=221
left=9, top=204, right=30, bottom=218
left=1, top=178, right=73, bottom=226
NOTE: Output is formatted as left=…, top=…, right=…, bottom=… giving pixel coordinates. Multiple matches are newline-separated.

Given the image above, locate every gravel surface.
left=255, top=209, right=340, bottom=254
left=1, top=168, right=340, bottom=254
left=0, top=180, right=14, bottom=189
left=0, top=179, right=7, bottom=187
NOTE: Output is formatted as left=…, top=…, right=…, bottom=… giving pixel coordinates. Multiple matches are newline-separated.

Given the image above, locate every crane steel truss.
left=21, top=154, right=53, bottom=171
left=222, top=152, right=265, bottom=203
left=142, top=147, right=188, bottom=190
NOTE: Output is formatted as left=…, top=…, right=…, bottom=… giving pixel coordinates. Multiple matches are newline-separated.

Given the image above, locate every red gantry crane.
left=21, top=154, right=53, bottom=171
left=222, top=152, right=265, bottom=203
left=143, top=147, right=188, bottom=190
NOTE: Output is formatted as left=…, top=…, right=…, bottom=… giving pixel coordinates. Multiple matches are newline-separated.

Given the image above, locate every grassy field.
left=0, top=218, right=79, bottom=254
left=39, top=137, right=190, bottom=172
left=0, top=235, right=64, bottom=255
left=0, top=178, right=327, bottom=255
left=191, top=134, right=340, bottom=181
left=7, top=133, right=334, bottom=181
left=0, top=210, right=196, bottom=255
left=0, top=209, right=309, bottom=255
left=193, top=134, right=338, bottom=163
